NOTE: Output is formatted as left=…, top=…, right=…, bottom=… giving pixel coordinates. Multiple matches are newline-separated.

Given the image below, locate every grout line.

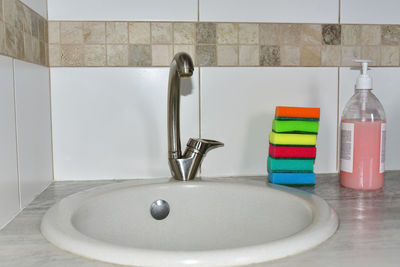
left=48, top=67, right=56, bottom=181
left=338, top=0, right=341, bottom=24
left=11, top=59, right=22, bottom=209
left=336, top=66, right=340, bottom=172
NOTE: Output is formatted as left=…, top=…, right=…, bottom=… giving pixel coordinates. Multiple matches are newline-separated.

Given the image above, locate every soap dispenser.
left=340, top=60, right=386, bottom=190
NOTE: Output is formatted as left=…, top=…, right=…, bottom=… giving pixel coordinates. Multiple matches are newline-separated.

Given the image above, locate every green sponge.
left=267, top=156, right=314, bottom=172
left=272, top=119, right=319, bottom=134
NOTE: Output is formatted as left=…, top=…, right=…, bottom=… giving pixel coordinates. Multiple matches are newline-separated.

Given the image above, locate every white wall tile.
left=51, top=68, right=199, bottom=180
left=0, top=56, right=20, bottom=229
left=48, top=0, right=198, bottom=21
left=200, top=0, right=338, bottom=23
left=339, top=68, right=400, bottom=171
left=20, top=0, right=47, bottom=19
left=200, top=67, right=338, bottom=177
left=341, top=0, right=400, bottom=24
left=14, top=60, right=52, bottom=206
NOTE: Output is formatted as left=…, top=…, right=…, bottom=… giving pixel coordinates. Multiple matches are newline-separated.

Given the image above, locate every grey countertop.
left=1, top=172, right=400, bottom=267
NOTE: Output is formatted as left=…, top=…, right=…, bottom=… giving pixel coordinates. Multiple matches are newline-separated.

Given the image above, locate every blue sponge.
left=268, top=172, right=315, bottom=185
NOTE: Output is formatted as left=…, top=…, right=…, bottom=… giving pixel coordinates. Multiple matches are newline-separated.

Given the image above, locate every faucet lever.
left=184, top=138, right=224, bottom=157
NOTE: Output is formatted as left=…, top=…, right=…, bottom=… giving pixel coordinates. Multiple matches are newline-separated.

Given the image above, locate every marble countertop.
left=1, top=172, right=400, bottom=267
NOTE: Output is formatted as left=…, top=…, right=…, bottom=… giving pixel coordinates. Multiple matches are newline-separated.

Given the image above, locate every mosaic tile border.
left=48, top=21, right=400, bottom=67
left=0, top=0, right=48, bottom=66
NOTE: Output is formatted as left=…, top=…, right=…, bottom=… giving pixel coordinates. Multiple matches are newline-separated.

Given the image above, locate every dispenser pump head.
left=354, top=59, right=372, bottom=89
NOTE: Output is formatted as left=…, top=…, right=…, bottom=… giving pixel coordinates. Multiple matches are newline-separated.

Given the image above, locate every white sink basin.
left=41, top=179, right=338, bottom=266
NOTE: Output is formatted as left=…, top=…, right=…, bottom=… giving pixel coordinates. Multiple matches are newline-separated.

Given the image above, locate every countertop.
left=1, top=172, right=400, bottom=267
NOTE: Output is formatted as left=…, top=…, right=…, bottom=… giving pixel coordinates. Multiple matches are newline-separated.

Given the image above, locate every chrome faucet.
left=168, top=52, right=223, bottom=181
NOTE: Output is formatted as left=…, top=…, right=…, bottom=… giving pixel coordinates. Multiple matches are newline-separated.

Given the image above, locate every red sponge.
left=269, top=145, right=316, bottom=158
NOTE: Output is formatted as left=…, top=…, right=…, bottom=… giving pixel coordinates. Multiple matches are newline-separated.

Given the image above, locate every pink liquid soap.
left=340, top=120, right=385, bottom=190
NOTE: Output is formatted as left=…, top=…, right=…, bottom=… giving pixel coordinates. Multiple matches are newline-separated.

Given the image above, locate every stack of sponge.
left=267, top=106, right=320, bottom=185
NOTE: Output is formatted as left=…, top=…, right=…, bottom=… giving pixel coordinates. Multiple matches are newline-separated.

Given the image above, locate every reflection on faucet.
left=167, top=52, right=224, bottom=181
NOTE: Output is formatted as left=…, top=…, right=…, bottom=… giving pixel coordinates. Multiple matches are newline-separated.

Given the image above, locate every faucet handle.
left=184, top=138, right=224, bottom=157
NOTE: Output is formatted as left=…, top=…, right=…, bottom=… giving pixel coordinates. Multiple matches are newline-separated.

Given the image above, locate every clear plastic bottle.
left=340, top=60, right=386, bottom=190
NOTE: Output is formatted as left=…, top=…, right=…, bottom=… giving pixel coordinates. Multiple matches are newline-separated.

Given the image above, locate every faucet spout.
left=167, top=53, right=223, bottom=181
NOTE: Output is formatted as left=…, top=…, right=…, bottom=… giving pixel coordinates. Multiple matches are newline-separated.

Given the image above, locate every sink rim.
left=41, top=178, right=339, bottom=267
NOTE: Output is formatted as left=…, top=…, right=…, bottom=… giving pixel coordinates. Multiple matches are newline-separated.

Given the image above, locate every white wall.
left=48, top=0, right=400, bottom=180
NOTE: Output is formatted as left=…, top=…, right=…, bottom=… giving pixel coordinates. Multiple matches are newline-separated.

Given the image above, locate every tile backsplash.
left=48, top=21, right=400, bottom=67
left=0, top=0, right=48, bottom=66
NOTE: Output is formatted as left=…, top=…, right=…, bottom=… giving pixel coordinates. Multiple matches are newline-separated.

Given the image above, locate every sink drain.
left=150, top=199, right=170, bottom=220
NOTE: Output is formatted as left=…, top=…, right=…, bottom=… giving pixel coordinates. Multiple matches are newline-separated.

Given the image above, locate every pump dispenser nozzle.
left=354, top=59, right=372, bottom=89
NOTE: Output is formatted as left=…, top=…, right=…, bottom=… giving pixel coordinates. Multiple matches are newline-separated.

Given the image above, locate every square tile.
left=152, top=45, right=173, bottom=66
left=301, top=46, right=321, bottom=66
left=60, top=45, right=84, bottom=66
left=196, top=23, right=216, bottom=44
left=361, top=25, right=381, bottom=45
left=83, top=22, right=105, bottom=44
left=341, top=25, right=361, bottom=45
left=151, top=23, right=172, bottom=44
left=129, top=22, right=150, bottom=44
left=322, top=24, right=341, bottom=45
left=106, top=22, right=128, bottom=44
left=106, top=44, right=128, bottom=66
left=217, top=45, right=238, bottom=66
left=260, top=45, right=280, bottom=66
left=381, top=25, right=400, bottom=45
left=322, top=46, right=340, bottom=66
left=239, top=45, right=259, bottom=66
left=84, top=45, right=106, bottom=66
left=49, top=44, right=61, bottom=66
left=60, top=22, right=83, bottom=44
left=381, top=46, right=399, bottom=66
left=280, top=24, right=301, bottom=45
left=129, top=44, right=151, bottom=66
left=196, top=45, right=216, bottom=66
left=302, top=24, right=321, bottom=46
left=341, top=46, right=361, bottom=66
left=280, top=46, right=300, bottom=66
left=174, top=23, right=195, bottom=44
left=48, top=21, right=60, bottom=44
left=361, top=46, right=381, bottom=66
left=238, top=24, right=258, bottom=44
left=259, top=24, right=279, bottom=45
left=217, top=23, right=238, bottom=44
left=174, top=45, right=195, bottom=61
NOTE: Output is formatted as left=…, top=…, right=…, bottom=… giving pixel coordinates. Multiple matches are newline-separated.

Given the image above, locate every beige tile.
left=152, top=44, right=173, bottom=66
left=259, top=24, right=279, bottom=45
left=0, top=0, right=3, bottom=22
left=61, top=45, right=84, bottom=66
left=260, top=45, right=280, bottom=66
left=196, top=23, right=216, bottom=44
left=16, top=29, right=24, bottom=60
left=4, top=0, right=18, bottom=29
left=361, top=25, right=381, bottom=45
left=0, top=21, right=5, bottom=54
left=128, top=22, right=150, bottom=44
left=39, top=41, right=45, bottom=65
left=280, top=46, right=300, bottom=66
left=301, top=46, right=321, bottom=66
left=60, top=22, right=83, bottom=44
left=107, top=44, right=128, bottom=66
left=382, top=25, right=400, bottom=45
left=173, top=23, right=195, bottom=44
left=280, top=24, right=301, bottom=45
left=49, top=44, right=61, bottom=66
left=44, top=20, right=48, bottom=43
left=342, top=25, right=361, bottom=45
left=238, top=24, right=258, bottom=44
left=106, top=22, right=128, bottom=44
left=84, top=45, right=106, bottom=66
left=196, top=45, right=216, bottom=66
left=381, top=46, right=399, bottom=66
left=129, top=44, right=151, bottom=66
left=151, top=23, right=172, bottom=44
left=30, top=12, right=39, bottom=38
left=17, top=2, right=29, bottom=34
left=22, top=5, right=32, bottom=34
left=15, top=0, right=24, bottom=31
left=83, top=22, right=105, bottom=44
left=23, top=31, right=33, bottom=62
left=173, top=45, right=195, bottom=61
left=341, top=46, right=361, bottom=66
left=302, top=24, right=321, bottom=46
left=5, top=23, right=17, bottom=57
left=239, top=45, right=259, bottom=66
left=321, top=46, right=340, bottom=66
left=32, top=37, right=40, bottom=63
left=217, top=23, right=238, bottom=44
left=48, top=21, right=60, bottom=43
left=217, top=45, right=238, bottom=66
left=38, top=18, right=45, bottom=41
left=322, top=24, right=341, bottom=45
left=361, top=46, right=380, bottom=66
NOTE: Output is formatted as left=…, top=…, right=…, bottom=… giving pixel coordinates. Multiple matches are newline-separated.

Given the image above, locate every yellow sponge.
left=269, top=132, right=317, bottom=146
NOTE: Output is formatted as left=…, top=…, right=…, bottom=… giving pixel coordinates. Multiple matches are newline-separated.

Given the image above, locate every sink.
left=41, top=179, right=338, bottom=266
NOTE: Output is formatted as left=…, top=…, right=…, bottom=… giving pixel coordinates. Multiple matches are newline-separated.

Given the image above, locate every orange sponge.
left=275, top=106, right=320, bottom=119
